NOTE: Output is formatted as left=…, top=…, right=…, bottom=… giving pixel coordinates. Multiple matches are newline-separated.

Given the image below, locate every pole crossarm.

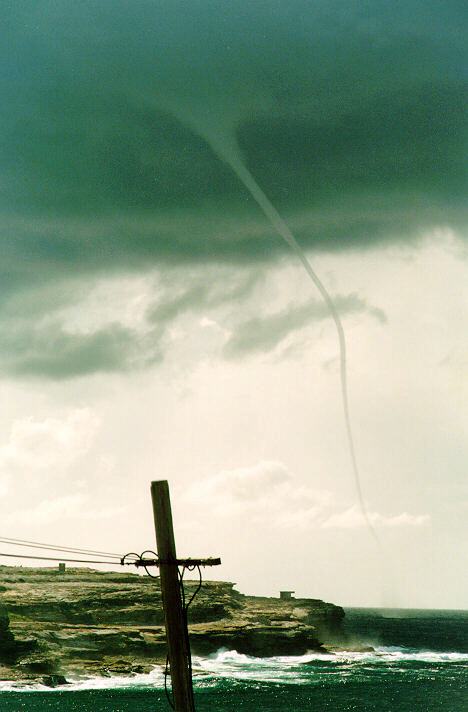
left=122, top=556, right=221, bottom=568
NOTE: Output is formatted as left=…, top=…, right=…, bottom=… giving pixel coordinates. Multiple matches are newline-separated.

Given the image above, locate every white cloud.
left=185, top=460, right=332, bottom=527
left=200, top=460, right=291, bottom=501
left=199, top=316, right=231, bottom=338
left=322, top=506, right=430, bottom=529
left=5, top=493, right=123, bottom=527
left=10, top=493, right=87, bottom=525
left=59, top=274, right=156, bottom=334
left=0, top=475, right=9, bottom=498
left=0, top=408, right=100, bottom=479
left=185, top=461, right=430, bottom=531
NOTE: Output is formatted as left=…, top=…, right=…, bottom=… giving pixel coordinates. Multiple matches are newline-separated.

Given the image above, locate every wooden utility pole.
left=151, top=480, right=195, bottom=712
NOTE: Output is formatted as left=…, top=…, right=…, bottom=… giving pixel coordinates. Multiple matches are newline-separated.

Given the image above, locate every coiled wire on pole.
left=121, top=551, right=203, bottom=710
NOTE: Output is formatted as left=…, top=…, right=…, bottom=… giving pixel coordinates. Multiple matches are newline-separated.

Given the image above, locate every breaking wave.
left=0, top=667, right=166, bottom=693
left=192, top=647, right=468, bottom=686
left=1, top=647, right=466, bottom=692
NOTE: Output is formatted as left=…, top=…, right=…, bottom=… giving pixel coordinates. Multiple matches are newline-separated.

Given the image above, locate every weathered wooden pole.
left=151, top=480, right=195, bottom=712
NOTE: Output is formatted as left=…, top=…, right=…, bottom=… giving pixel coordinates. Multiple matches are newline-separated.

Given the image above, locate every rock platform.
left=0, top=566, right=345, bottom=684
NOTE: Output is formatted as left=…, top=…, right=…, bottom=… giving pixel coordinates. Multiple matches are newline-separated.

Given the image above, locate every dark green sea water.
left=1, top=609, right=467, bottom=711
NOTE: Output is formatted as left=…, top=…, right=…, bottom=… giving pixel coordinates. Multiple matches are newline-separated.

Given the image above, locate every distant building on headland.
left=280, top=591, right=295, bottom=600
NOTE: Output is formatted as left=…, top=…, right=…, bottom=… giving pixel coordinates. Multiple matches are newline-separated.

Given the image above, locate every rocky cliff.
left=0, top=566, right=345, bottom=685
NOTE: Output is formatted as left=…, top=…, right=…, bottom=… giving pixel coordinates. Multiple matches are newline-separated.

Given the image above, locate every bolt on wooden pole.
left=151, top=480, right=195, bottom=712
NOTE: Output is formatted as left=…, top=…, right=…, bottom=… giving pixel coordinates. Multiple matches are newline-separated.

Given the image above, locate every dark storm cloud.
left=0, top=267, right=260, bottom=379
left=147, top=271, right=259, bottom=324
left=224, top=294, right=385, bottom=358
left=1, top=0, right=466, bottom=285
left=0, top=1, right=465, bottom=378
left=0, top=321, right=162, bottom=380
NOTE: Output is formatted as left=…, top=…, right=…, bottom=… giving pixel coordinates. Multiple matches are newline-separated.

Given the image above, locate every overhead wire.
left=0, top=551, right=120, bottom=565
left=0, top=535, right=122, bottom=559
left=0, top=542, right=205, bottom=710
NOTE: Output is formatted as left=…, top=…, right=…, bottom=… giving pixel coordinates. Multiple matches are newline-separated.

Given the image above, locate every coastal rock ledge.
left=0, top=566, right=345, bottom=684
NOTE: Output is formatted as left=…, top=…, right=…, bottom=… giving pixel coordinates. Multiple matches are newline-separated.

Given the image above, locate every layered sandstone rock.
left=0, top=566, right=345, bottom=684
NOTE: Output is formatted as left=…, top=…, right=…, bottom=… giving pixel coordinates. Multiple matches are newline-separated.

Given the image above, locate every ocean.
left=0, top=609, right=466, bottom=711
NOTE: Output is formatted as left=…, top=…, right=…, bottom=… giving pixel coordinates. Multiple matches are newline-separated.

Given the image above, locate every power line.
left=0, top=551, right=120, bottom=566
left=0, top=535, right=122, bottom=559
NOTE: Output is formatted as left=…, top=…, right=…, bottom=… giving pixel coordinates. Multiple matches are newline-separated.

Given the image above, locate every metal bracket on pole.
left=129, top=557, right=221, bottom=569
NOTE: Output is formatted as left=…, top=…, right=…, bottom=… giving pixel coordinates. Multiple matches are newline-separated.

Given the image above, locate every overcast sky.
left=1, top=1, right=467, bottom=608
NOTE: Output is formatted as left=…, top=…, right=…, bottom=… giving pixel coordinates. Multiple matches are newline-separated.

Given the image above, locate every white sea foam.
left=371, top=647, right=468, bottom=663
left=0, top=667, right=166, bottom=693
left=198, top=647, right=468, bottom=666
left=0, top=647, right=466, bottom=692
left=190, top=647, right=468, bottom=685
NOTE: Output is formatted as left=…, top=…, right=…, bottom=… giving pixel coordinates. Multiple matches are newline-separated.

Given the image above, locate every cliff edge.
left=0, top=566, right=345, bottom=684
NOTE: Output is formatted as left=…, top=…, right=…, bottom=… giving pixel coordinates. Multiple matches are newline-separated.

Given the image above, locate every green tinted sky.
left=0, top=1, right=466, bottom=606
